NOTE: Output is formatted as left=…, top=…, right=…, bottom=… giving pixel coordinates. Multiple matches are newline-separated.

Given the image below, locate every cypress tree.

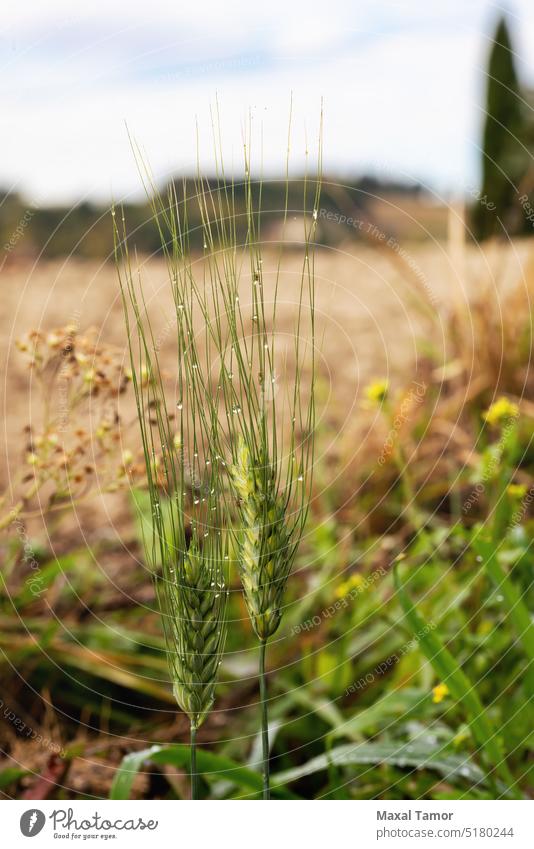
left=475, top=16, right=526, bottom=239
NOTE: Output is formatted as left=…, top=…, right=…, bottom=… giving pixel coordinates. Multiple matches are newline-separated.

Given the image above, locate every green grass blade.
left=110, top=744, right=298, bottom=799
left=393, top=564, right=521, bottom=798
left=110, top=747, right=161, bottom=800
left=272, top=741, right=488, bottom=789
left=473, top=534, right=534, bottom=701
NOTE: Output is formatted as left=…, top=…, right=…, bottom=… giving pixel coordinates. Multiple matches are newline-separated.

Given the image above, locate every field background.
left=1, top=216, right=533, bottom=799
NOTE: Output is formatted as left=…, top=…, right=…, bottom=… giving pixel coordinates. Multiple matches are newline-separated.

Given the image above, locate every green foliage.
left=110, top=744, right=297, bottom=800
left=394, top=563, right=520, bottom=797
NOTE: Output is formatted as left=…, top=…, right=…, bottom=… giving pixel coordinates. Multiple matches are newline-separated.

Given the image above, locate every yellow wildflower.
left=364, top=379, right=389, bottom=405
left=483, top=397, right=519, bottom=426
left=432, top=683, right=450, bottom=704
left=507, top=483, right=527, bottom=499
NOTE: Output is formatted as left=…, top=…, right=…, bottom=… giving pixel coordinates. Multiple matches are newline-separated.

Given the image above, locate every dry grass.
left=2, top=238, right=533, bottom=510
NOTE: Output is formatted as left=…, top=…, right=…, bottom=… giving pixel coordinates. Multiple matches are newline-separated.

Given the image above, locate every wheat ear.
left=115, top=167, right=230, bottom=798
left=229, top=438, right=291, bottom=641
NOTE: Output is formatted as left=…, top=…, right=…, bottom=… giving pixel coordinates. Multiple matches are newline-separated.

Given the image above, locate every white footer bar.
left=3, top=799, right=532, bottom=848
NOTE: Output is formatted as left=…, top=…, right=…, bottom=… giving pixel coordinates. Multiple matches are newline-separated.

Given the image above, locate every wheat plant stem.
left=190, top=723, right=199, bottom=800
left=259, top=639, right=270, bottom=799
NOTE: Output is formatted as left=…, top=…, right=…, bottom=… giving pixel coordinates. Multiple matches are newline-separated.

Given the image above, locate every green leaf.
left=280, top=679, right=425, bottom=743
left=473, top=534, right=534, bottom=701
left=334, top=688, right=427, bottom=740
left=393, top=564, right=521, bottom=798
left=278, top=680, right=346, bottom=731
left=0, top=766, right=28, bottom=790
left=272, top=741, right=487, bottom=788
left=110, top=744, right=298, bottom=800
left=110, top=747, right=161, bottom=800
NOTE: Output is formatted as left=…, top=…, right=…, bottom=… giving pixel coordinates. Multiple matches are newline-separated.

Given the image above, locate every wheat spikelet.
left=159, top=532, right=228, bottom=729
left=230, top=437, right=290, bottom=640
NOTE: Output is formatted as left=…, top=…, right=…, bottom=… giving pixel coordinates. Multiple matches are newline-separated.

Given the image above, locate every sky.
left=2, top=0, right=534, bottom=205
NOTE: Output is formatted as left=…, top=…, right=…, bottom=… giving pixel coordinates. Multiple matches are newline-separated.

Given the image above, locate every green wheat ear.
left=229, top=436, right=290, bottom=641
left=114, top=144, right=232, bottom=797
left=216, top=113, right=321, bottom=798
left=159, top=528, right=228, bottom=730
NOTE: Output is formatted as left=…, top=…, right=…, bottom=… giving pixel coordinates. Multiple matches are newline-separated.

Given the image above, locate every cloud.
left=1, top=0, right=534, bottom=202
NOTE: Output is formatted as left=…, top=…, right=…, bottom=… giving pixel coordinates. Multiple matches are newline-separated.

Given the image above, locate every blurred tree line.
left=0, top=177, right=424, bottom=262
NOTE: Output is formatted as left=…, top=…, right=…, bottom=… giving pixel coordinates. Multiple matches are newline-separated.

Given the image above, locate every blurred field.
left=2, top=235, right=529, bottom=462
left=1, top=234, right=534, bottom=800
